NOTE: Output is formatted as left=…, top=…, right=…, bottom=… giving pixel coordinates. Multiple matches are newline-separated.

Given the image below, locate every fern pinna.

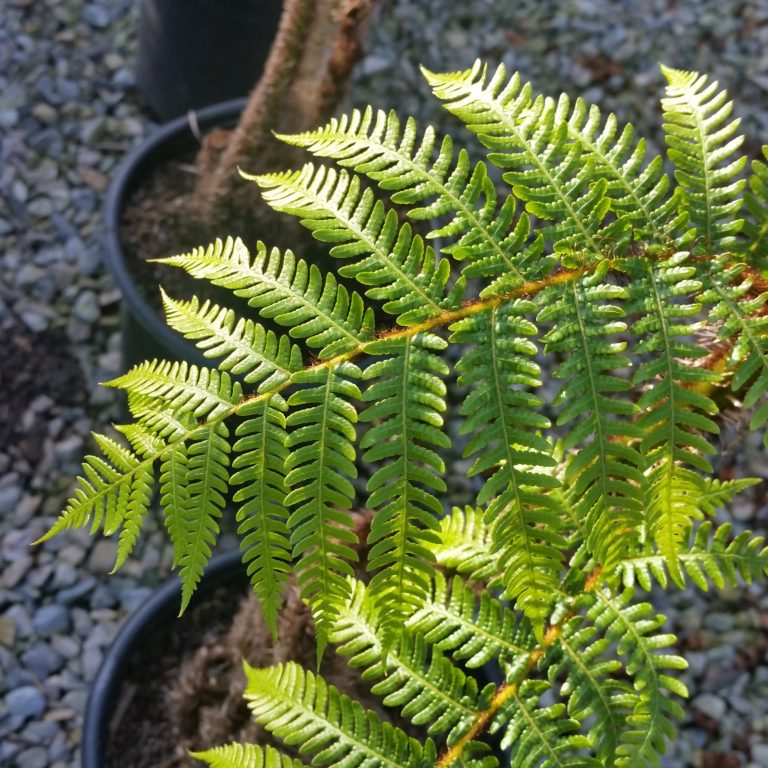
left=45, top=62, right=768, bottom=766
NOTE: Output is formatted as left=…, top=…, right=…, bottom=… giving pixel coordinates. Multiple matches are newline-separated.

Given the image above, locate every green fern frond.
left=589, top=589, right=687, bottom=767
left=231, top=394, right=291, bottom=637
left=408, top=571, right=533, bottom=668
left=743, top=147, right=768, bottom=265
left=113, top=461, right=153, bottom=571
left=627, top=252, right=720, bottom=580
left=620, top=521, right=768, bottom=591
left=546, top=617, right=633, bottom=763
left=191, top=743, right=303, bottom=768
left=159, top=440, right=191, bottom=569
left=452, top=299, right=563, bottom=627
left=553, top=94, right=682, bottom=239
left=247, top=164, right=464, bottom=325
left=158, top=236, right=375, bottom=358
left=161, top=291, right=303, bottom=390
left=244, top=661, right=438, bottom=768
left=285, top=364, right=361, bottom=653
left=540, top=265, right=644, bottom=570
left=426, top=506, right=500, bottom=582
left=277, top=107, right=551, bottom=295
left=114, top=422, right=166, bottom=458
left=331, top=578, right=489, bottom=742
left=361, top=333, right=448, bottom=644
left=660, top=65, right=746, bottom=251
left=424, top=60, right=627, bottom=262
left=698, top=476, right=761, bottom=516
left=498, top=679, right=598, bottom=767
left=39, top=434, right=145, bottom=543
left=177, top=422, right=231, bottom=614
left=107, top=359, right=242, bottom=420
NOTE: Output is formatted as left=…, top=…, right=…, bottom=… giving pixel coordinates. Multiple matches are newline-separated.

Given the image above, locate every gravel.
left=1, top=1, right=768, bottom=767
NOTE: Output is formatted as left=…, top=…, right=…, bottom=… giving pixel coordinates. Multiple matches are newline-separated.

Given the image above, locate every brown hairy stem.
left=192, top=0, right=378, bottom=230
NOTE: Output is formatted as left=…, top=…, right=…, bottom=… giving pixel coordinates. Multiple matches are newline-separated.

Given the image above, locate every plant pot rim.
left=102, top=98, right=247, bottom=366
left=81, top=548, right=246, bottom=768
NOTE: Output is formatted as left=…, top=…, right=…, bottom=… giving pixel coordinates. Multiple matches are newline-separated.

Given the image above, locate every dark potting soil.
left=103, top=577, right=251, bottom=768
left=0, top=319, right=85, bottom=456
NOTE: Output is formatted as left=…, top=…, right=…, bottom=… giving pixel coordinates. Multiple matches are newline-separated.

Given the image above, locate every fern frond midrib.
left=471, top=87, right=604, bottom=255
left=487, top=303, right=542, bottom=595
left=338, top=599, right=479, bottom=720
left=562, top=115, right=661, bottom=237
left=558, top=632, right=624, bottom=755
left=285, top=124, right=523, bottom=282
left=569, top=281, right=613, bottom=509
left=595, top=589, right=665, bottom=760
left=55, top=265, right=594, bottom=537
left=253, top=170, right=444, bottom=314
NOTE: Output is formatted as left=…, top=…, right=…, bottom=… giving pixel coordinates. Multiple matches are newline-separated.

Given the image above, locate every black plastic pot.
left=81, top=549, right=247, bottom=768
left=103, top=99, right=246, bottom=373
left=137, top=0, right=283, bottom=122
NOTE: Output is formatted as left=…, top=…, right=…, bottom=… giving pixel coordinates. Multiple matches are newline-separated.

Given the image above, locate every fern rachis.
left=44, top=61, right=768, bottom=767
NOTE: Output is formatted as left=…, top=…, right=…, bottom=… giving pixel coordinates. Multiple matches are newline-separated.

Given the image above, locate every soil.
left=117, top=136, right=322, bottom=323
left=0, top=319, right=85, bottom=458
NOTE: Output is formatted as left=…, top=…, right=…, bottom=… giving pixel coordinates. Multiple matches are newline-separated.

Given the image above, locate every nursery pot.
left=81, top=549, right=249, bottom=768
left=103, top=99, right=246, bottom=373
left=137, top=0, right=283, bottom=122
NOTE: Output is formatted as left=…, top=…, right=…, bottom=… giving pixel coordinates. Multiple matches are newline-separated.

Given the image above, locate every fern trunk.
left=191, top=0, right=377, bottom=232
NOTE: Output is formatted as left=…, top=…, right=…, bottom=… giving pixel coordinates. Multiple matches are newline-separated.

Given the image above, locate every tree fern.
left=45, top=60, right=768, bottom=767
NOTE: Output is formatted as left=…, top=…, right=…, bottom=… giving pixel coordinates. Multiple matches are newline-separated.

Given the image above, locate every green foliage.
left=49, top=61, right=768, bottom=767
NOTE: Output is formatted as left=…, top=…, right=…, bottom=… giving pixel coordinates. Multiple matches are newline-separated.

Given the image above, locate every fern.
left=46, top=60, right=768, bottom=767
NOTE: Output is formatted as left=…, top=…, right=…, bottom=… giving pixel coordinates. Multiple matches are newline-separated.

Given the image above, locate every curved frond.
left=661, top=66, right=746, bottom=251
left=158, top=237, right=375, bottom=358
left=161, top=291, right=303, bottom=390
left=360, top=333, right=448, bottom=644
left=285, top=363, right=361, bottom=653
left=619, top=521, right=768, bottom=591
left=278, top=107, right=552, bottom=294
left=244, top=661, right=437, bottom=768
left=589, top=589, right=687, bottom=767
left=426, top=506, right=500, bottom=582
left=191, top=743, right=304, bottom=768
left=247, top=164, right=464, bottom=325
left=424, top=60, right=627, bottom=262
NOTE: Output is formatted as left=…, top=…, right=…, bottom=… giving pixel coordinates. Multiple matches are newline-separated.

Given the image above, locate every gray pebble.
left=6, top=685, right=45, bottom=719
left=53, top=434, right=85, bottom=467
left=83, top=4, right=110, bottom=28
left=88, top=539, right=118, bottom=574
left=32, top=604, right=70, bottom=636
left=21, top=643, right=62, bottom=678
left=703, top=612, right=737, bottom=633
left=22, top=718, right=59, bottom=744
left=0, top=484, right=23, bottom=515
left=4, top=605, right=33, bottom=639
left=693, top=692, right=727, bottom=721
left=57, top=576, right=96, bottom=605
left=752, top=743, right=768, bottom=766
left=15, top=746, right=48, bottom=768
left=73, top=290, right=101, bottom=324
left=120, top=586, right=154, bottom=612
left=50, top=634, right=80, bottom=661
